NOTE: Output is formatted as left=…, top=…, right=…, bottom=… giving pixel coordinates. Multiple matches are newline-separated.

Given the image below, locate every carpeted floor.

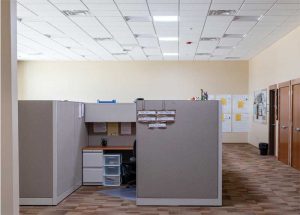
left=20, top=143, right=300, bottom=215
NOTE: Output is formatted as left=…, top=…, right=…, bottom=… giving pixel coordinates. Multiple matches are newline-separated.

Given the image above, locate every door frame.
left=291, top=78, right=300, bottom=169
left=278, top=81, right=292, bottom=165
left=269, top=84, right=277, bottom=156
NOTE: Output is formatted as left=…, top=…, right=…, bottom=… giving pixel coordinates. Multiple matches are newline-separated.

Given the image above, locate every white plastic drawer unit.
left=83, top=168, right=103, bottom=183
left=104, top=176, right=120, bottom=186
left=104, top=166, right=120, bottom=176
left=104, top=155, right=120, bottom=166
left=83, top=150, right=103, bottom=167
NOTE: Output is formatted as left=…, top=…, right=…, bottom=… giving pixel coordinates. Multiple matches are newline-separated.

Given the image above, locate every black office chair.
left=121, top=140, right=136, bottom=187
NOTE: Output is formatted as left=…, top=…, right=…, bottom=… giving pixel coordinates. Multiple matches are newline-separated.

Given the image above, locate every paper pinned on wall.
left=120, top=122, right=132, bottom=135
left=94, top=123, right=107, bottom=133
left=222, top=113, right=232, bottom=132
left=215, top=95, right=232, bottom=113
left=107, top=122, right=119, bottom=136
left=232, top=113, right=249, bottom=132
left=208, top=95, right=215, bottom=100
left=233, top=95, right=249, bottom=114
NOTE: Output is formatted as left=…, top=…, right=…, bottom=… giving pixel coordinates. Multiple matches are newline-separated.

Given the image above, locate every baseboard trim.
left=223, top=142, right=249, bottom=144
left=53, top=184, right=81, bottom=205
left=136, top=198, right=222, bottom=206
left=20, top=198, right=53, bottom=206
left=20, top=184, right=81, bottom=206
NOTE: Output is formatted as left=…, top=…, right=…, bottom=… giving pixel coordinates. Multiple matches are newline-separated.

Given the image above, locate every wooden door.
left=269, top=86, right=277, bottom=155
left=278, top=81, right=291, bottom=165
left=291, top=79, right=300, bottom=171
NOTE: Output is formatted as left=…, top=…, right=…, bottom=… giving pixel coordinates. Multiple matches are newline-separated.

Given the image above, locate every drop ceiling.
left=17, top=0, right=300, bottom=61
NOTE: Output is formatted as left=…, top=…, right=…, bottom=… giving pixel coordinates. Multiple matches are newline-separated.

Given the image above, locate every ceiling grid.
left=17, top=0, right=300, bottom=61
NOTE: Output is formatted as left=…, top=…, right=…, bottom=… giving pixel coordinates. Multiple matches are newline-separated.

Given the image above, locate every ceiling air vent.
left=223, top=34, right=245, bottom=38
left=208, top=10, right=236, bottom=16
left=112, top=53, right=127, bottom=56
left=200, top=37, right=220, bottom=41
left=226, top=57, right=240, bottom=59
left=216, top=46, right=234, bottom=49
left=233, top=16, right=261, bottom=22
left=196, top=53, right=211, bottom=56
left=134, top=34, right=156, bottom=38
left=94, top=37, right=113, bottom=42
left=62, top=10, right=90, bottom=17
left=124, top=16, right=151, bottom=22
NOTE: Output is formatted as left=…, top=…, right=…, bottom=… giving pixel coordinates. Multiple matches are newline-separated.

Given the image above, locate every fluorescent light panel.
left=153, top=16, right=178, bottom=22
left=159, top=37, right=178, bottom=41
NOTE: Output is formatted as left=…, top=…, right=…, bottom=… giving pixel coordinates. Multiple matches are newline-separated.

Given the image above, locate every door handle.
left=281, top=125, right=288, bottom=129
left=296, top=128, right=300, bottom=132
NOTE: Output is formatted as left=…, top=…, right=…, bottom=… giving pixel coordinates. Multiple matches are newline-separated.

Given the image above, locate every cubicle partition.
left=19, top=101, right=88, bottom=205
left=136, top=100, right=222, bottom=206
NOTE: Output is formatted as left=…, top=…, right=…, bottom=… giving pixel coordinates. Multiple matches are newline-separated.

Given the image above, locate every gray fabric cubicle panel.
left=74, top=103, right=88, bottom=186
left=136, top=100, right=220, bottom=199
left=56, top=101, right=88, bottom=197
left=19, top=101, right=54, bottom=198
left=56, top=101, right=76, bottom=196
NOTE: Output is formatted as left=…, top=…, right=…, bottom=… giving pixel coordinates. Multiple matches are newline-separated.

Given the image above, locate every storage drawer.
left=83, top=151, right=103, bottom=167
left=104, top=176, right=120, bottom=186
left=104, top=155, right=120, bottom=165
left=83, top=168, right=103, bottom=183
left=104, top=166, right=120, bottom=176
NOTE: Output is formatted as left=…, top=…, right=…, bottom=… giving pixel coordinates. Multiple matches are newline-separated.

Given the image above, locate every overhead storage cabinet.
left=85, top=103, right=136, bottom=122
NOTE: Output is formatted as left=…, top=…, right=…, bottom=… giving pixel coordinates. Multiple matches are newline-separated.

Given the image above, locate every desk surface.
left=82, top=146, right=133, bottom=151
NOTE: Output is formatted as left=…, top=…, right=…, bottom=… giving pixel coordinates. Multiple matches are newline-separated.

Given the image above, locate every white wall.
left=18, top=60, right=249, bottom=143
left=249, top=26, right=300, bottom=149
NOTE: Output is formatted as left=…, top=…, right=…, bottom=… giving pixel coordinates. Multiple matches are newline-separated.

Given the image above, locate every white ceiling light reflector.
left=153, top=16, right=178, bottom=22
left=159, top=37, right=178, bottom=41
left=163, top=53, right=178, bottom=56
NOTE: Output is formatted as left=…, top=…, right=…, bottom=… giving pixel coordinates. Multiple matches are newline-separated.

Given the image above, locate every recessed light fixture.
left=153, top=16, right=178, bottom=22
left=159, top=37, right=178, bottom=41
left=163, top=53, right=178, bottom=56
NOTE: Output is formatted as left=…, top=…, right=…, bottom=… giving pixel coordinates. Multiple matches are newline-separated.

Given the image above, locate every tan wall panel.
left=249, top=26, right=300, bottom=150
left=18, top=61, right=249, bottom=143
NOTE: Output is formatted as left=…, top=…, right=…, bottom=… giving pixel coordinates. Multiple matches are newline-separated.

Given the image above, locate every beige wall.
left=249, top=26, right=300, bottom=149
left=18, top=60, right=249, bottom=143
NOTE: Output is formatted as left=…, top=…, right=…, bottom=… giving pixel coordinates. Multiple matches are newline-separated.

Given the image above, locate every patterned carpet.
left=20, top=143, right=300, bottom=215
